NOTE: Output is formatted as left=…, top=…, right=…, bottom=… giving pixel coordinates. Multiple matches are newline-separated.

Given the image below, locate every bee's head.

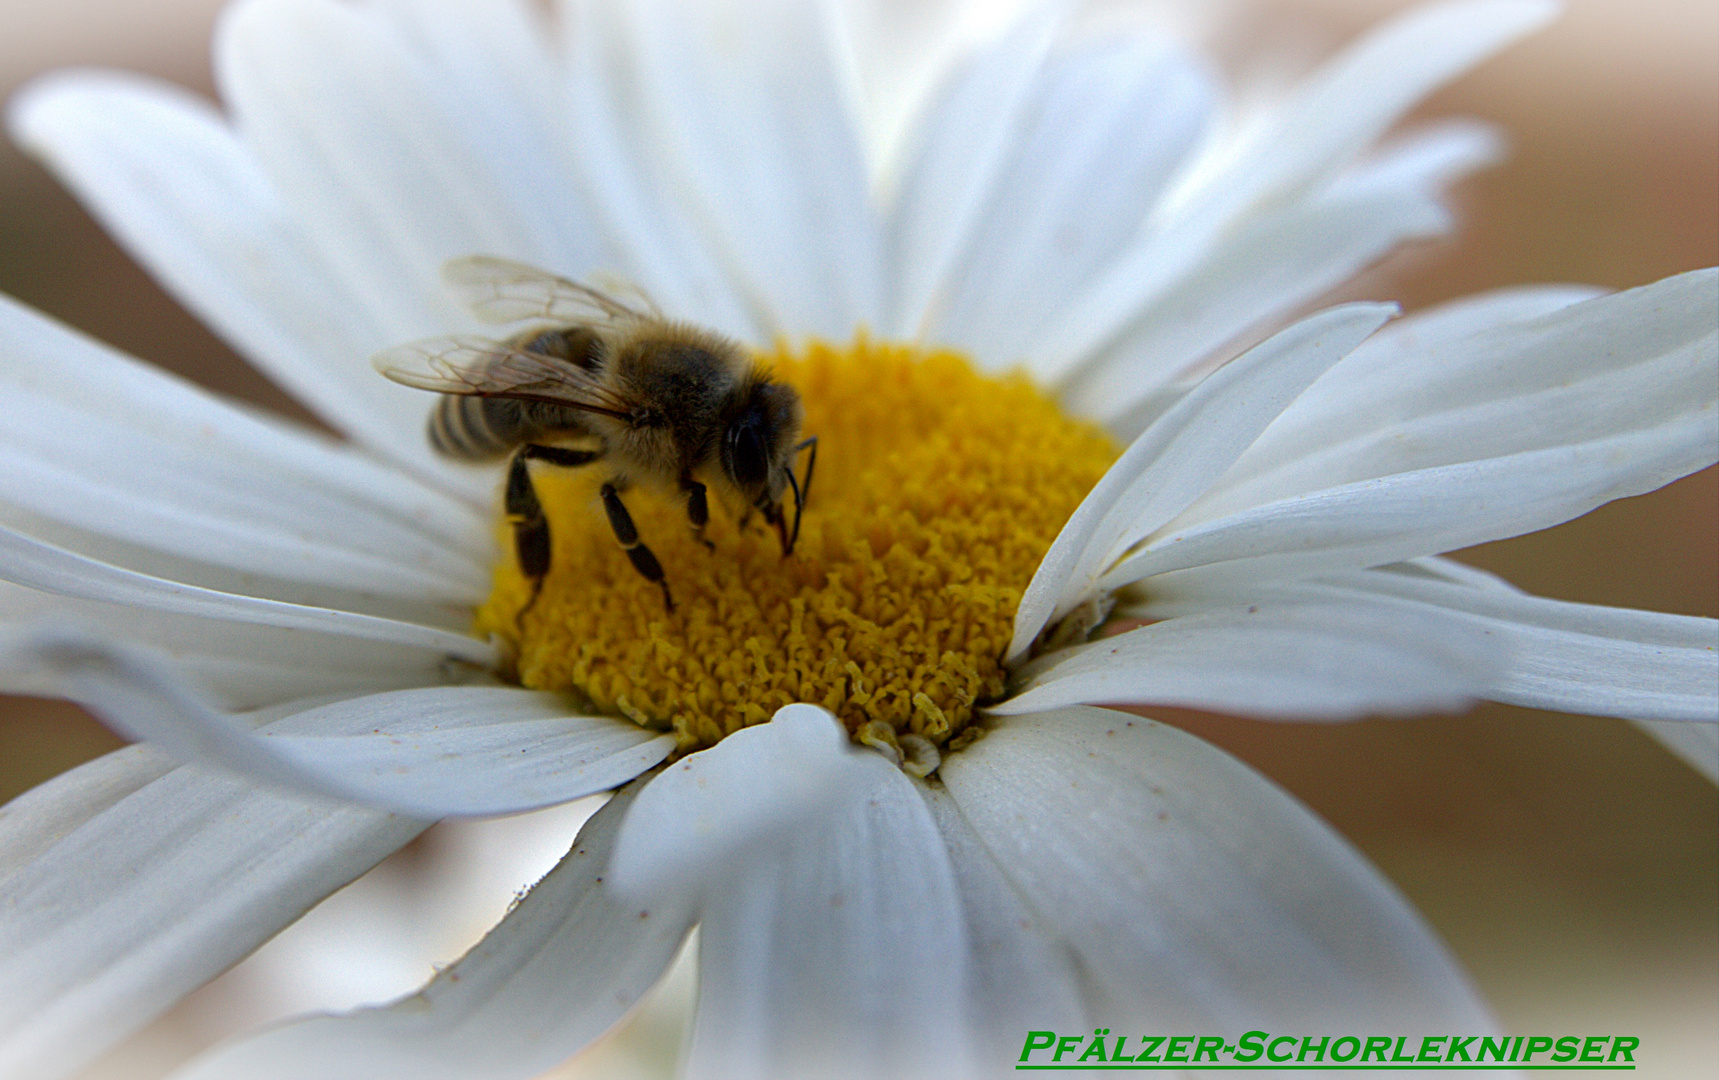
left=721, top=378, right=807, bottom=553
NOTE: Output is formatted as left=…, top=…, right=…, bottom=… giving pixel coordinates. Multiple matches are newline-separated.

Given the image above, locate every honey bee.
left=375, top=257, right=815, bottom=614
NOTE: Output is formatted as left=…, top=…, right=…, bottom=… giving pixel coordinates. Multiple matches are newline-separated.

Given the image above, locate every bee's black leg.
left=681, top=475, right=715, bottom=551
left=506, top=451, right=551, bottom=623
left=601, top=481, right=675, bottom=612
left=508, top=445, right=603, bottom=625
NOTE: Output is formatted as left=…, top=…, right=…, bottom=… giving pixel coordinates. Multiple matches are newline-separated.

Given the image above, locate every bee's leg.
left=680, top=474, right=715, bottom=552
left=601, top=481, right=675, bottom=612
left=508, top=445, right=603, bottom=624
left=506, top=451, right=551, bottom=623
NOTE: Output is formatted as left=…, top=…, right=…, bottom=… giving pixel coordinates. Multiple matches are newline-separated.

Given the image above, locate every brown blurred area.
left=0, top=0, right=1714, bottom=1076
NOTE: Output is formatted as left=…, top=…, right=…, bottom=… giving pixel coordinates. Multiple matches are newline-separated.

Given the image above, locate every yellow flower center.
left=475, top=337, right=1117, bottom=756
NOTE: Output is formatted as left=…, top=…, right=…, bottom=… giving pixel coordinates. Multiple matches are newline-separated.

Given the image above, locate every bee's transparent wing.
left=443, top=256, right=660, bottom=325
left=373, top=336, right=635, bottom=419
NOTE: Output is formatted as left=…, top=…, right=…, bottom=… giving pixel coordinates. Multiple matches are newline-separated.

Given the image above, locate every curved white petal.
left=0, top=744, right=174, bottom=879
left=1030, top=0, right=1555, bottom=378
left=173, top=780, right=696, bottom=1080
left=674, top=718, right=976, bottom=1080
left=551, top=0, right=763, bottom=341
left=0, top=584, right=476, bottom=708
left=2, top=631, right=671, bottom=817
left=395, top=0, right=759, bottom=336
left=1009, top=303, right=1393, bottom=661
left=1058, top=185, right=1452, bottom=423
left=1062, top=121, right=1503, bottom=426
left=942, top=706, right=1493, bottom=1029
left=1634, top=719, right=1719, bottom=784
left=0, top=694, right=328, bottom=877
left=0, top=528, right=493, bottom=664
left=0, top=292, right=490, bottom=600
left=1107, top=271, right=1719, bottom=590
left=1186, top=271, right=1714, bottom=523
left=606, top=703, right=860, bottom=901
left=1200, top=567, right=1718, bottom=725
left=217, top=0, right=533, bottom=337
left=6, top=74, right=487, bottom=502
left=0, top=753, right=424, bottom=1080
left=917, top=782, right=1087, bottom=1045
left=1194, top=0, right=1547, bottom=227
left=364, top=0, right=609, bottom=276
left=1110, top=417, right=1714, bottom=592
left=884, top=1, right=1064, bottom=340
left=609, top=0, right=882, bottom=340
left=999, top=597, right=1503, bottom=720
left=924, top=29, right=1218, bottom=368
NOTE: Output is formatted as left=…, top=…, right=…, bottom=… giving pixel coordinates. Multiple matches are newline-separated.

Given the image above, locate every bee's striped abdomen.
left=428, top=395, right=600, bottom=460
left=429, top=395, right=534, bottom=459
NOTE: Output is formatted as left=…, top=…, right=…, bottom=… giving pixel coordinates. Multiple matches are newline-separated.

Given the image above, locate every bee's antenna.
left=794, top=436, right=818, bottom=505
left=782, top=435, right=817, bottom=555
left=783, top=465, right=804, bottom=555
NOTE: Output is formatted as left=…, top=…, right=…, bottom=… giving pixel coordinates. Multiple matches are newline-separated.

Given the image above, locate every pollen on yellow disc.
left=474, top=337, right=1119, bottom=754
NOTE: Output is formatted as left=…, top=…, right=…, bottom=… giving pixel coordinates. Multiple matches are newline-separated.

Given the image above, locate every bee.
left=375, top=257, right=816, bottom=615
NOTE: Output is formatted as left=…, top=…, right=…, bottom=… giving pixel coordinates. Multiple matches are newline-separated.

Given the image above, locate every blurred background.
left=0, top=0, right=1713, bottom=1077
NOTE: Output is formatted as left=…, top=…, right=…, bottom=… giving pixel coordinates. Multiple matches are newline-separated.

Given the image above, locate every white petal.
left=1110, top=418, right=1714, bottom=593
left=827, top=0, right=981, bottom=176
left=217, top=0, right=533, bottom=336
left=606, top=703, right=859, bottom=901
left=1331, top=117, right=1507, bottom=200
left=400, top=0, right=757, bottom=335
left=679, top=733, right=975, bottom=1079
left=998, top=597, right=1503, bottom=720
left=883, top=1, right=1062, bottom=340
left=1634, top=719, right=1719, bottom=784
left=0, top=757, right=423, bottom=1080
left=6, top=73, right=485, bottom=501
left=611, top=0, right=882, bottom=339
left=916, top=782, right=1087, bottom=1044
left=1009, top=304, right=1393, bottom=661
left=924, top=30, right=1217, bottom=366
left=0, top=292, right=490, bottom=600
left=1108, top=271, right=1719, bottom=590
left=1196, top=0, right=1549, bottom=228
left=941, top=707, right=1492, bottom=1028
left=551, top=0, right=763, bottom=341
left=1059, top=122, right=1502, bottom=423
left=1395, top=553, right=1530, bottom=592
left=1030, top=0, right=1555, bottom=378
left=0, top=528, right=493, bottom=664
left=0, top=695, right=326, bottom=876
left=0, top=584, right=475, bottom=708
left=1057, top=186, right=1452, bottom=423
left=1237, top=567, right=1719, bottom=725
left=0, top=745, right=174, bottom=880
left=3, top=631, right=671, bottom=818
left=1187, top=272, right=1713, bottom=523
left=172, top=780, right=696, bottom=1080
left=365, top=0, right=609, bottom=275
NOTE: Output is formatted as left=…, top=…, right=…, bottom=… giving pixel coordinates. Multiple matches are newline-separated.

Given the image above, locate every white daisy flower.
left=0, top=0, right=1714, bottom=1077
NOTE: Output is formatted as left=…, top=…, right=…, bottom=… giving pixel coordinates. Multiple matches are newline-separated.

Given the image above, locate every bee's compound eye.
left=725, top=412, right=771, bottom=489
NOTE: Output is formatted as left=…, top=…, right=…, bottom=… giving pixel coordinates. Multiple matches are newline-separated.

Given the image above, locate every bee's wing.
left=442, top=256, right=660, bottom=325
left=373, top=336, right=635, bottom=420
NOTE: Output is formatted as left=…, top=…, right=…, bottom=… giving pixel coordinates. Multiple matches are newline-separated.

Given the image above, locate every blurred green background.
left=0, top=0, right=1713, bottom=1077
